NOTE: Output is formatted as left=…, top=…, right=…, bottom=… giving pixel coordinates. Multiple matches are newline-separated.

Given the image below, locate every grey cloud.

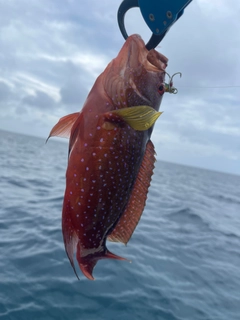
left=15, top=105, right=29, bottom=115
left=173, top=122, right=240, bottom=154
left=0, top=0, right=240, bottom=174
left=22, top=91, right=56, bottom=109
left=0, top=82, right=11, bottom=101
left=60, top=80, right=88, bottom=108
left=59, top=63, right=93, bottom=109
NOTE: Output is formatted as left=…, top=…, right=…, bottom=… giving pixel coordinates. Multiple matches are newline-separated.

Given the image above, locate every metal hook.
left=117, top=0, right=193, bottom=50
left=117, top=0, right=138, bottom=40
left=164, top=72, right=182, bottom=94
left=117, top=0, right=166, bottom=50
left=170, top=72, right=182, bottom=82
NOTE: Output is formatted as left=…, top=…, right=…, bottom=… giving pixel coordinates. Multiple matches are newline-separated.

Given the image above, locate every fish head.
left=103, top=34, right=168, bottom=111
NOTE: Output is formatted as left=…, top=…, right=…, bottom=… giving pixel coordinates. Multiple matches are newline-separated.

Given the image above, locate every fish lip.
left=124, top=34, right=168, bottom=72
left=146, top=49, right=168, bottom=71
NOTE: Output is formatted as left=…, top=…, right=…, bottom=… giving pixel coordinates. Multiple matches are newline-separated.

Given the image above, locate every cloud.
left=0, top=0, right=239, bottom=174
left=22, top=90, right=56, bottom=109
left=0, top=81, right=11, bottom=102
left=60, top=76, right=88, bottom=107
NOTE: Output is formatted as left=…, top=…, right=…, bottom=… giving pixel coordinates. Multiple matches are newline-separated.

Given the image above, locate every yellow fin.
left=109, top=106, right=162, bottom=131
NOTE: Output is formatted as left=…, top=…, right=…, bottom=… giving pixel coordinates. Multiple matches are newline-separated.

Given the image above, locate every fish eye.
left=158, top=84, right=165, bottom=95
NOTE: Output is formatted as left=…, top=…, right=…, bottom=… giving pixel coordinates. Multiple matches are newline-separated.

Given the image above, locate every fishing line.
left=178, top=85, right=240, bottom=89
left=164, top=72, right=240, bottom=94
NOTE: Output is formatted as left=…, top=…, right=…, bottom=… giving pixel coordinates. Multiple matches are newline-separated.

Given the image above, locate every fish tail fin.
left=62, top=204, right=80, bottom=279
left=77, top=246, right=127, bottom=280
left=105, top=249, right=127, bottom=261
left=63, top=230, right=80, bottom=280
left=78, top=259, right=97, bottom=281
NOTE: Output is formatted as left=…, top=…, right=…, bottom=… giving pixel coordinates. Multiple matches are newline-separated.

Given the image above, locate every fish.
left=48, top=34, right=168, bottom=280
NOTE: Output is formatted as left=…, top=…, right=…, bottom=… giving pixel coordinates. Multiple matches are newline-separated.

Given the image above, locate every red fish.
left=48, top=34, right=168, bottom=280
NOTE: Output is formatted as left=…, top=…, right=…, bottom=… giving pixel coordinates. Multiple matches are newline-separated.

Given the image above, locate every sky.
left=0, top=0, right=240, bottom=175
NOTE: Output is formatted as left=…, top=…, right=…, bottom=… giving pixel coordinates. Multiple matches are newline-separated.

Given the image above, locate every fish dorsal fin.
left=104, top=106, right=162, bottom=131
left=107, top=140, right=156, bottom=244
left=46, top=112, right=80, bottom=141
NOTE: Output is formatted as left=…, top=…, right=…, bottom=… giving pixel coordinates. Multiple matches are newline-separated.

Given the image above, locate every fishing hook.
left=164, top=72, right=182, bottom=94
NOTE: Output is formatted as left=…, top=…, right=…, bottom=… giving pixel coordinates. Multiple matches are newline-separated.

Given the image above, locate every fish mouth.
left=146, top=49, right=168, bottom=71
left=103, top=34, right=168, bottom=108
left=121, top=34, right=168, bottom=72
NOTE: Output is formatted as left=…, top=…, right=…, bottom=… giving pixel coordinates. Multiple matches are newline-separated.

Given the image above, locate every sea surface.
left=0, top=129, right=240, bottom=320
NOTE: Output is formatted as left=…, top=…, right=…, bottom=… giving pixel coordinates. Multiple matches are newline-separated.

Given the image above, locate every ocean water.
left=0, top=129, right=240, bottom=320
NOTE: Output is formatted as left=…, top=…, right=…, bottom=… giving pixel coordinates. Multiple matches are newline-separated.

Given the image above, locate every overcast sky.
left=0, top=0, right=240, bottom=175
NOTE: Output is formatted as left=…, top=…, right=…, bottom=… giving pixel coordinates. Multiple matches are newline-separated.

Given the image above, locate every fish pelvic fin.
left=104, top=106, right=162, bottom=131
left=46, top=112, right=79, bottom=142
left=76, top=245, right=127, bottom=280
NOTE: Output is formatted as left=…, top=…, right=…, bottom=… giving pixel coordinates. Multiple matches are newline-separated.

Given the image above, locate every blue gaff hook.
left=117, top=0, right=193, bottom=50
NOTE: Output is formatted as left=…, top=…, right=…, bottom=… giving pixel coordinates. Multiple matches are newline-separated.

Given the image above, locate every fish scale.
left=65, top=124, right=143, bottom=235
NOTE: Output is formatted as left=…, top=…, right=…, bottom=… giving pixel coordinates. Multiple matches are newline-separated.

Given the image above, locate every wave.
left=211, top=194, right=240, bottom=205
left=168, top=207, right=210, bottom=229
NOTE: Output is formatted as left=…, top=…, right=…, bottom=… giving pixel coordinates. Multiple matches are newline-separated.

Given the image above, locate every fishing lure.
left=164, top=72, right=182, bottom=94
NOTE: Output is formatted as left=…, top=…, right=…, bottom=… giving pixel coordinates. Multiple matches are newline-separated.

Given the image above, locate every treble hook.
left=164, top=72, right=182, bottom=94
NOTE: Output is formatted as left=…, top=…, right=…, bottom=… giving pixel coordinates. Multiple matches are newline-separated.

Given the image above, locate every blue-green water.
left=1, top=129, right=240, bottom=320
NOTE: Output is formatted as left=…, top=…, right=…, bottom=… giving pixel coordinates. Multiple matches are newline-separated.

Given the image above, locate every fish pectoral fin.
left=46, top=112, right=80, bottom=142
left=104, top=106, right=163, bottom=131
left=108, top=140, right=156, bottom=244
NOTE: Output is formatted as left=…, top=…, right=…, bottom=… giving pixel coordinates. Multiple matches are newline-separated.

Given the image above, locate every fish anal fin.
left=46, top=112, right=79, bottom=142
left=108, top=140, right=156, bottom=244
